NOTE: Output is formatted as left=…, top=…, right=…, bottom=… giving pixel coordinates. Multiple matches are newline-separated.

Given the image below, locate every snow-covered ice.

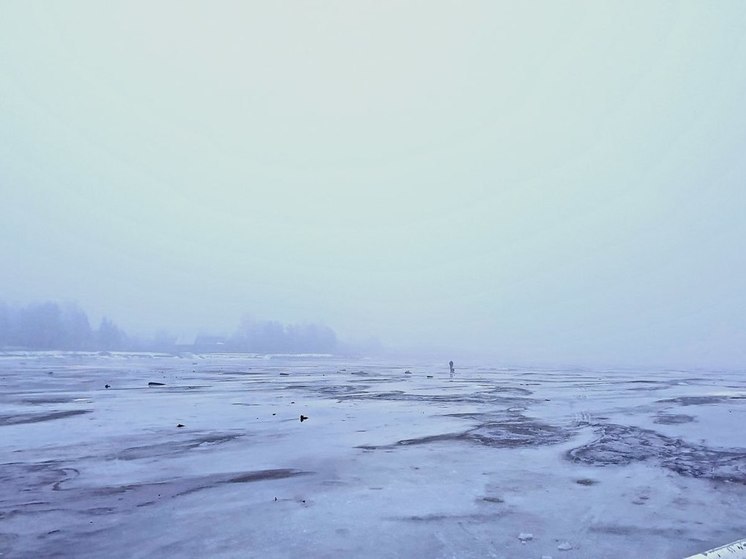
left=1, top=352, right=745, bottom=558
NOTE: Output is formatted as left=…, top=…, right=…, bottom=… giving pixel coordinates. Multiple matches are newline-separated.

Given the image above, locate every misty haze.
left=2, top=2, right=746, bottom=559
left=0, top=301, right=340, bottom=354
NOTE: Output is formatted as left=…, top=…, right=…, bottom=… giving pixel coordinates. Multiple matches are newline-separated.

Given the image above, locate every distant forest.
left=0, top=301, right=338, bottom=354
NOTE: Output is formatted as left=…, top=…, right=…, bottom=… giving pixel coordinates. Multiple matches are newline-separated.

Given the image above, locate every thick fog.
left=1, top=3, right=745, bottom=367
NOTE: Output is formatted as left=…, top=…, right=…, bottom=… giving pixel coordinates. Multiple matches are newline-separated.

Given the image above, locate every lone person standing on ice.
left=449, top=360, right=455, bottom=378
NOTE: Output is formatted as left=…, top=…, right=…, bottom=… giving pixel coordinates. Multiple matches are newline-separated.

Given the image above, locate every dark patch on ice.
left=575, top=478, right=598, bottom=486
left=227, top=470, right=307, bottom=484
left=626, top=381, right=673, bottom=392
left=112, top=432, right=242, bottom=461
left=444, top=412, right=494, bottom=420
left=345, top=377, right=395, bottom=384
left=393, top=512, right=508, bottom=522
left=0, top=461, right=310, bottom=522
left=468, top=418, right=572, bottom=447
left=96, top=469, right=310, bottom=501
left=0, top=409, right=90, bottom=426
left=316, top=384, right=370, bottom=395
left=395, top=433, right=466, bottom=446
left=654, top=413, right=695, bottom=425
left=338, top=389, right=536, bottom=407
left=85, top=506, right=117, bottom=515
left=20, top=396, right=76, bottom=405
left=361, top=415, right=573, bottom=450
left=480, top=496, right=505, bottom=503
left=0, top=462, right=80, bottom=498
left=657, top=395, right=746, bottom=406
left=567, top=424, right=746, bottom=483
left=589, top=524, right=687, bottom=537
left=483, top=385, right=534, bottom=396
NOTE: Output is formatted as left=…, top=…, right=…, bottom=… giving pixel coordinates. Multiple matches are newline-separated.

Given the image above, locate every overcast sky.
left=1, top=2, right=745, bottom=367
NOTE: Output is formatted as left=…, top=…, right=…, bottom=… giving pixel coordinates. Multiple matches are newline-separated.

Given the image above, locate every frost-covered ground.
left=1, top=352, right=745, bottom=558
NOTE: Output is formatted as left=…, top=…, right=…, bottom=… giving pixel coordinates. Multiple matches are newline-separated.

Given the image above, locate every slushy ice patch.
left=362, top=414, right=573, bottom=449
left=567, top=424, right=746, bottom=483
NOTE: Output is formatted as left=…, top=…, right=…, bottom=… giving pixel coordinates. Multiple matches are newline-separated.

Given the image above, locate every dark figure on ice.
left=449, top=360, right=455, bottom=378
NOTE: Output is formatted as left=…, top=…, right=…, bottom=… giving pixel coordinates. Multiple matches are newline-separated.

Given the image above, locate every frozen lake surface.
left=1, top=352, right=745, bottom=558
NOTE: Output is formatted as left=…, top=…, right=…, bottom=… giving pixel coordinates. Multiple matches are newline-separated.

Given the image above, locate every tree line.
left=0, top=301, right=338, bottom=354
left=225, top=316, right=337, bottom=354
left=0, top=301, right=127, bottom=350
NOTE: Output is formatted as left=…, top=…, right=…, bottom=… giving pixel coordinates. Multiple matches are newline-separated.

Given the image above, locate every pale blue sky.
left=1, top=2, right=745, bottom=366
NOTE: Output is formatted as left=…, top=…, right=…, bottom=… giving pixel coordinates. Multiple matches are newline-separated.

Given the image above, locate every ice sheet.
left=1, top=353, right=745, bottom=558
